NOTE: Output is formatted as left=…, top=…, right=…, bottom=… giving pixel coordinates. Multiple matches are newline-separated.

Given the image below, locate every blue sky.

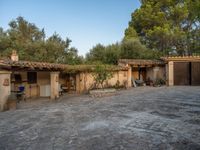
left=0, top=0, right=140, bottom=56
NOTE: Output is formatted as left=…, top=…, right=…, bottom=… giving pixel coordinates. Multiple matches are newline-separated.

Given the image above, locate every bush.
left=154, top=78, right=166, bottom=86
left=92, top=65, right=113, bottom=89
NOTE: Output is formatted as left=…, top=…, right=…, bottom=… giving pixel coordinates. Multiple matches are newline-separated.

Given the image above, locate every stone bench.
left=89, top=88, right=117, bottom=98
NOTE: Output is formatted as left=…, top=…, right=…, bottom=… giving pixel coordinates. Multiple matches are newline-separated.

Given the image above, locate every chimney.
left=11, top=50, right=19, bottom=61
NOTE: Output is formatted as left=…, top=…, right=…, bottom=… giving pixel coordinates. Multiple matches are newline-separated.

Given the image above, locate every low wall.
left=76, top=70, right=128, bottom=93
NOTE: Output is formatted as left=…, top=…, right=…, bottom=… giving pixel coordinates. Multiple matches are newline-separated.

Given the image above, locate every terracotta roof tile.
left=161, top=56, right=200, bottom=62
left=0, top=59, right=67, bottom=71
left=118, top=59, right=165, bottom=66
left=0, top=59, right=128, bottom=72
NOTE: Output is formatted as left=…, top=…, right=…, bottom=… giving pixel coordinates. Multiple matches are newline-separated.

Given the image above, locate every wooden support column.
left=50, top=72, right=59, bottom=100
left=0, top=71, right=11, bottom=111
left=168, top=61, right=174, bottom=86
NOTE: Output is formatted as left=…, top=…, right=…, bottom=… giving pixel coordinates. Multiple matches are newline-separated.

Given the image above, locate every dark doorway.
left=174, top=62, right=200, bottom=86
left=174, top=62, right=190, bottom=85
left=66, top=74, right=76, bottom=92
left=191, top=62, right=200, bottom=86
left=138, top=66, right=146, bottom=81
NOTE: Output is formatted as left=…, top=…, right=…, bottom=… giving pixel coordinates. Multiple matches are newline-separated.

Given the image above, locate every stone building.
left=118, top=59, right=166, bottom=84
left=0, top=52, right=130, bottom=111
left=0, top=51, right=200, bottom=111
left=163, top=56, right=200, bottom=86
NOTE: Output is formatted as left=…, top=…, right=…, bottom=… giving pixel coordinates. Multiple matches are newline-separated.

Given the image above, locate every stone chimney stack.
left=11, top=50, right=19, bottom=61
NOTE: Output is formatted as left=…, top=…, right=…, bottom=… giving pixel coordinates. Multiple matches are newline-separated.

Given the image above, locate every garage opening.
left=174, top=62, right=200, bottom=86
left=191, top=62, right=200, bottom=85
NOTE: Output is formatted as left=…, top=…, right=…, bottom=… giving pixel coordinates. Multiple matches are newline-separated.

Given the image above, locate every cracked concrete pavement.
left=0, top=86, right=200, bottom=150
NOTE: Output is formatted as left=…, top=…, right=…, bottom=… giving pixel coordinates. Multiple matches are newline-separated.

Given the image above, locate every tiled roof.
left=64, top=65, right=128, bottom=73
left=118, top=59, right=165, bottom=66
left=0, top=59, right=128, bottom=72
left=0, top=59, right=68, bottom=71
left=161, top=56, right=200, bottom=62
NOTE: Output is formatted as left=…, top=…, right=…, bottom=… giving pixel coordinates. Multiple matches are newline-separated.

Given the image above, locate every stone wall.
left=50, top=72, right=59, bottom=99
left=146, top=66, right=165, bottom=81
left=132, top=68, right=139, bottom=80
left=76, top=70, right=129, bottom=93
left=0, top=71, right=11, bottom=111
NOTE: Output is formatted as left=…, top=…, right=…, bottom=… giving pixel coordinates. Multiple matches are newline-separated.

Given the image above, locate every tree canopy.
left=0, top=16, right=83, bottom=64
left=86, top=43, right=121, bottom=65
left=1, top=1, right=200, bottom=66
left=86, top=39, right=161, bottom=65
left=126, top=0, right=200, bottom=55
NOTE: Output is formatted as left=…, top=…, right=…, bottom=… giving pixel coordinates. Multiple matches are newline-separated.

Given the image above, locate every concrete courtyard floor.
left=0, top=86, right=200, bottom=150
